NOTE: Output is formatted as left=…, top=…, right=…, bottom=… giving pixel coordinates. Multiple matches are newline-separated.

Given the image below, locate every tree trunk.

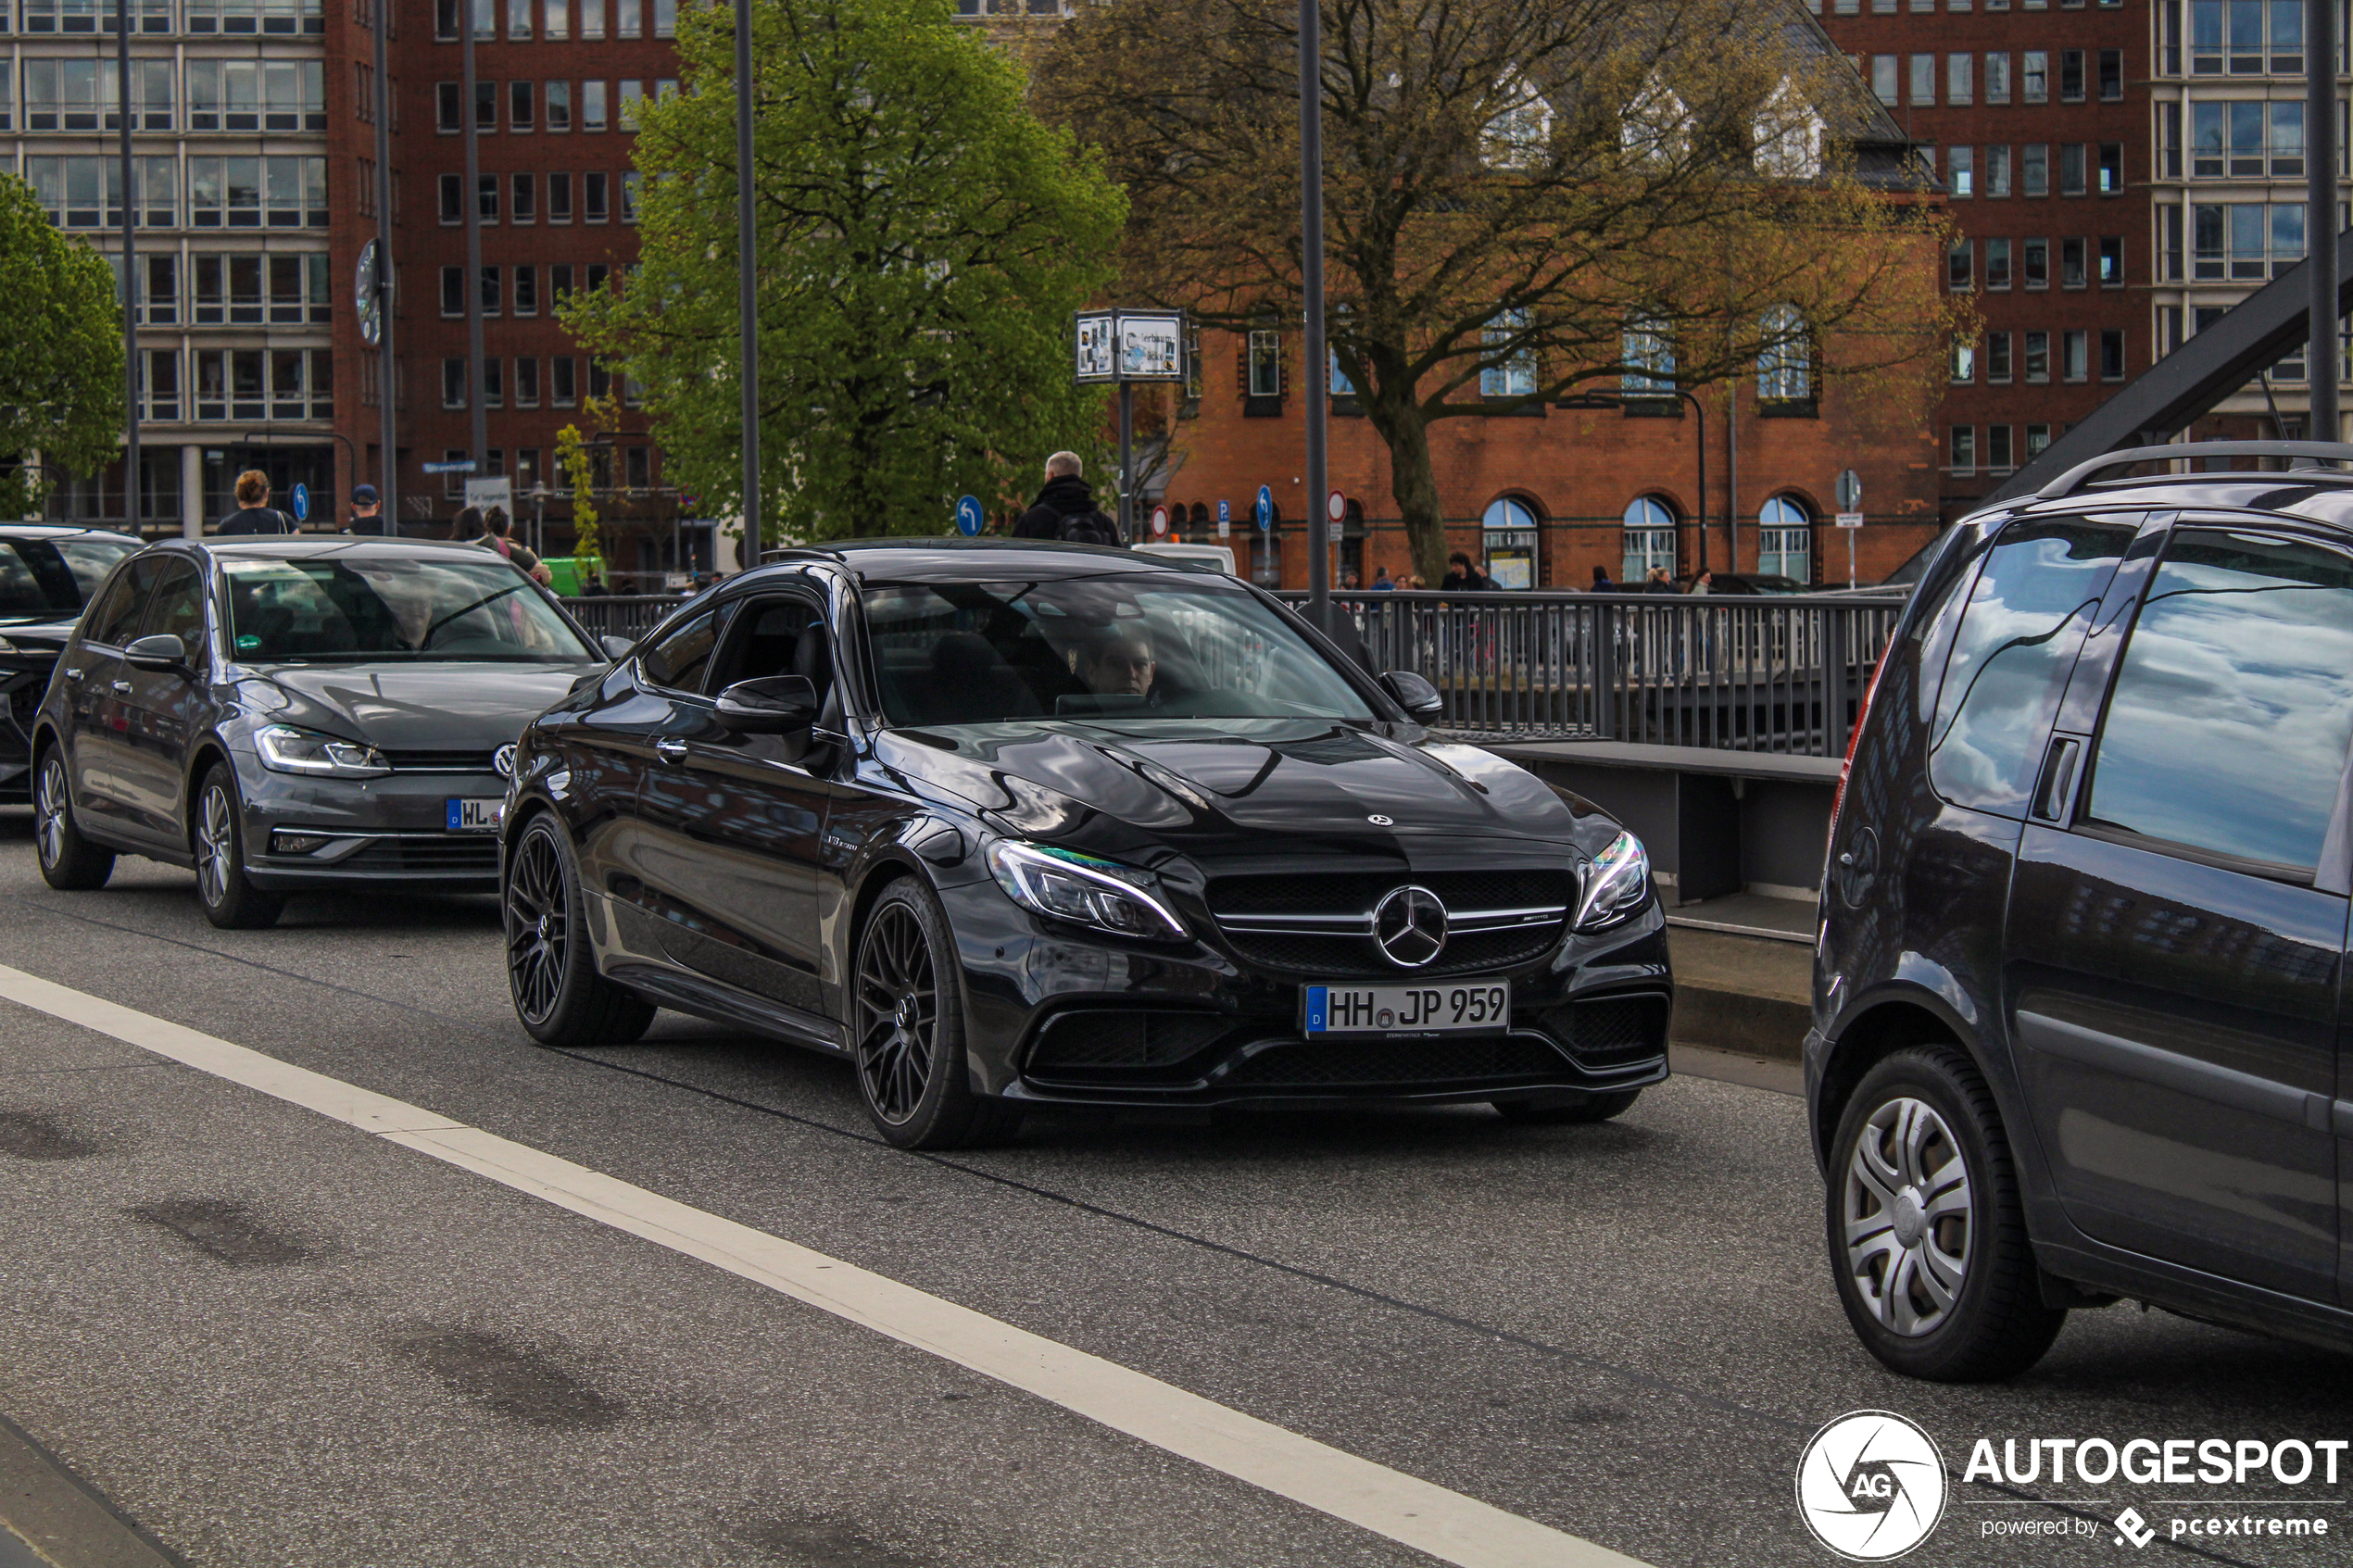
left=1362, top=391, right=1448, bottom=586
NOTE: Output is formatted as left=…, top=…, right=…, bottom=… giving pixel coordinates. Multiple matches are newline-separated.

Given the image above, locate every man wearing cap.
left=345, top=483, right=388, bottom=536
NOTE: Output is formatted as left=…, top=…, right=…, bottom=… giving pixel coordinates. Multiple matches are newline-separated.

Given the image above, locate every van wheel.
left=33, top=747, right=113, bottom=891
left=1828, top=1045, right=2065, bottom=1381
left=193, top=765, right=283, bottom=929
left=1492, top=1089, right=1641, bottom=1124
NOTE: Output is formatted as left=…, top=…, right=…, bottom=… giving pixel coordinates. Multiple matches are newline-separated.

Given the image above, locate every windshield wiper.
left=423, top=583, right=530, bottom=641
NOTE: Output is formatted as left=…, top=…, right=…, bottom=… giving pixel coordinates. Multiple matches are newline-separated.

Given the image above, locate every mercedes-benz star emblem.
left=1372, top=885, right=1448, bottom=968
left=492, top=744, right=518, bottom=780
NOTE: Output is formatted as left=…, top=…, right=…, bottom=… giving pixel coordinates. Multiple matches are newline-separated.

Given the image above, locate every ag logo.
left=1795, top=1411, right=1947, bottom=1561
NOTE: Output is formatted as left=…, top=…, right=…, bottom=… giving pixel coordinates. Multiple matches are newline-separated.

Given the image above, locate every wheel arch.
left=184, top=737, right=234, bottom=838
left=1816, top=990, right=1978, bottom=1168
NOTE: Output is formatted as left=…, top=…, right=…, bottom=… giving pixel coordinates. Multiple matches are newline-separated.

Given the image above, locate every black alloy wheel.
left=193, top=764, right=284, bottom=929
left=851, top=879, right=1018, bottom=1150
left=1492, top=1088, right=1642, bottom=1124
left=33, top=746, right=113, bottom=891
left=503, top=813, right=654, bottom=1047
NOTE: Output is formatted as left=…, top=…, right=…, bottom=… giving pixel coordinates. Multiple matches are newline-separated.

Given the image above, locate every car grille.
left=1216, top=1035, right=1571, bottom=1088
left=1533, top=995, right=1669, bottom=1070
left=340, top=835, right=501, bottom=873
left=381, top=748, right=500, bottom=772
left=1203, top=868, right=1575, bottom=979
left=1026, top=1010, right=1238, bottom=1077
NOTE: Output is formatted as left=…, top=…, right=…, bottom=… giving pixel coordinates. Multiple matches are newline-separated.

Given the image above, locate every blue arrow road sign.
left=1255, top=485, right=1273, bottom=531
left=290, top=483, right=309, bottom=523
left=954, top=495, right=983, bottom=536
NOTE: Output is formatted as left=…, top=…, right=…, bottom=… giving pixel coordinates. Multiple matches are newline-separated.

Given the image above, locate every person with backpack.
left=1013, top=452, right=1122, bottom=546
left=461, top=506, right=555, bottom=585
left=214, top=470, right=298, bottom=535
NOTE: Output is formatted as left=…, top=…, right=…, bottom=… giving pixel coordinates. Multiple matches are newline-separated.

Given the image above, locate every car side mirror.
left=714, top=674, right=818, bottom=734
left=1380, top=670, right=1444, bottom=724
left=124, top=633, right=189, bottom=672
left=600, top=634, right=634, bottom=660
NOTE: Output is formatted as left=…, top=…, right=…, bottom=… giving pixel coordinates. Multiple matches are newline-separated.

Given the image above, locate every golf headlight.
left=1574, top=831, right=1652, bottom=930
left=986, top=840, right=1187, bottom=941
left=255, top=723, right=391, bottom=779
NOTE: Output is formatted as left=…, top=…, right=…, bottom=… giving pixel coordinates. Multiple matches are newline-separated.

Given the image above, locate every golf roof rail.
left=2036, top=441, right=2353, bottom=501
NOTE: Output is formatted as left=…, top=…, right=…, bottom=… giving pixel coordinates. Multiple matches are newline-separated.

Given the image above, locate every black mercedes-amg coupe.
left=499, top=540, right=1670, bottom=1147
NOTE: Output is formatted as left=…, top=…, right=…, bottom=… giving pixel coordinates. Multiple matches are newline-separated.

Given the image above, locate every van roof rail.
left=2037, top=441, right=2353, bottom=501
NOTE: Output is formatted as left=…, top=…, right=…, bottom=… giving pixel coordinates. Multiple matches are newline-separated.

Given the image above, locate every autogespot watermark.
left=1797, top=1413, right=2347, bottom=1559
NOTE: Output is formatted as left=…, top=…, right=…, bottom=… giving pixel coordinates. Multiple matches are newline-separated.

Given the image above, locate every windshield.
left=0, top=536, right=138, bottom=619
left=222, top=554, right=598, bottom=662
left=861, top=574, right=1376, bottom=726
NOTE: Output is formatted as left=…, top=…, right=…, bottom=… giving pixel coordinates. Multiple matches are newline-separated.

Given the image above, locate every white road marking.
left=0, top=962, right=1652, bottom=1568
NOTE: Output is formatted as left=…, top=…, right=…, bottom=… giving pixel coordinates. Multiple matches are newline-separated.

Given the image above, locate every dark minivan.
left=1812, top=442, right=2353, bottom=1379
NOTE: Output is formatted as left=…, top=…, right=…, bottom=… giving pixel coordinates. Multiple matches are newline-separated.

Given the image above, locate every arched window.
left=1483, top=496, right=1538, bottom=532
left=1757, top=306, right=1812, bottom=402
left=1622, top=496, right=1677, bottom=583
left=1482, top=495, right=1540, bottom=589
left=1757, top=495, right=1812, bottom=583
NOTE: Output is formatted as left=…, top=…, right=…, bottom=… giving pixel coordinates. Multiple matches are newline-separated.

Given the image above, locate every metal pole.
left=1299, top=0, right=1328, bottom=630
left=462, top=0, right=487, bottom=489
left=1685, top=390, right=1707, bottom=577
left=1116, top=382, right=1132, bottom=542
left=116, top=0, right=138, bottom=533
left=2311, top=0, right=2339, bottom=441
left=373, top=0, right=396, bottom=532
left=736, top=0, right=759, bottom=548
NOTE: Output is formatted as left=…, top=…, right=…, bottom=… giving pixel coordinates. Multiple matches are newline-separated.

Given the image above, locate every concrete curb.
left=0, top=1412, right=183, bottom=1568
left=1668, top=985, right=1809, bottom=1065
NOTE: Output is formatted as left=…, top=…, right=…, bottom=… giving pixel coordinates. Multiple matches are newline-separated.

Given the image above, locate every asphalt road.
left=1, top=817, right=2349, bottom=1568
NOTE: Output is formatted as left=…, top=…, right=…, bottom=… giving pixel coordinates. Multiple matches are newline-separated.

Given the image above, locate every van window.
left=1931, top=518, right=2133, bottom=816
left=2086, top=530, right=2353, bottom=872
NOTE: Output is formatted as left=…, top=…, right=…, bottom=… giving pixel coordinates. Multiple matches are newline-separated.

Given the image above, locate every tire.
left=192, top=764, right=284, bottom=929
left=1493, top=1088, right=1642, bottom=1124
left=503, top=812, right=655, bottom=1047
left=1827, top=1044, right=2066, bottom=1382
left=851, top=877, right=1020, bottom=1150
left=32, top=745, right=113, bottom=891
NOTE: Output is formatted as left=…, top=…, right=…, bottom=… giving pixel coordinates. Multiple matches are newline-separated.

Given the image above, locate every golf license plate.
left=447, top=797, right=504, bottom=832
left=1302, top=980, right=1510, bottom=1038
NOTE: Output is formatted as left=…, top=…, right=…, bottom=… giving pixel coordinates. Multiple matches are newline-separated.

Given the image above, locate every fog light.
left=271, top=830, right=333, bottom=855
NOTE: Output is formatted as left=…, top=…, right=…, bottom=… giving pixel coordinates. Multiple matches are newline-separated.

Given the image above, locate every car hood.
left=0, top=614, right=79, bottom=647
left=871, top=719, right=1615, bottom=861
left=245, top=661, right=605, bottom=750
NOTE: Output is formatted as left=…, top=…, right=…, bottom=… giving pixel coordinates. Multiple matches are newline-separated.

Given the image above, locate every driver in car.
left=1085, top=629, right=1157, bottom=699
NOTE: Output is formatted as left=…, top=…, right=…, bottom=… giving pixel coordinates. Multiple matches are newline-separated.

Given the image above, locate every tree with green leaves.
left=0, top=174, right=124, bottom=520
left=1047, top=0, right=1961, bottom=584
left=566, top=0, right=1127, bottom=544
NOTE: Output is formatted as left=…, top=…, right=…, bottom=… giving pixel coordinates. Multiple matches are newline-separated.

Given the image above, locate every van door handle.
left=653, top=738, right=688, bottom=763
left=2032, top=737, right=2082, bottom=822
left=110, top=680, right=132, bottom=695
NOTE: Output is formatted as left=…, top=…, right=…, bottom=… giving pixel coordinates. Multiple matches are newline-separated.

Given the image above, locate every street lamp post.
left=461, top=0, right=487, bottom=477
left=116, top=0, right=138, bottom=533
left=371, top=0, right=396, bottom=531
left=1560, top=391, right=1708, bottom=578
left=2310, top=0, right=2338, bottom=441
left=736, top=0, right=759, bottom=550
left=1298, top=0, right=1328, bottom=633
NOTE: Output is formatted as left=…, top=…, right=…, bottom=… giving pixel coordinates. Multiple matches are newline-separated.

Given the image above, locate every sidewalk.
left=1667, top=926, right=1812, bottom=1065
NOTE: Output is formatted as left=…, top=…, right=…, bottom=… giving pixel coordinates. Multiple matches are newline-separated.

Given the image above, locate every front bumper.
left=233, top=752, right=507, bottom=891
left=0, top=656, right=58, bottom=802
left=948, top=880, right=1673, bottom=1110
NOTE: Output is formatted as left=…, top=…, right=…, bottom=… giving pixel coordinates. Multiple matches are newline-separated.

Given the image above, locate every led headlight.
left=1574, top=830, right=1652, bottom=931
left=255, top=723, right=391, bottom=779
left=986, top=840, right=1187, bottom=941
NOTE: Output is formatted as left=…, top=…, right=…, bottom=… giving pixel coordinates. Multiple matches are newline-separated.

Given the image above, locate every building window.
left=580, top=0, right=601, bottom=36
left=439, top=171, right=462, bottom=223
left=1247, top=329, right=1282, bottom=398
left=1947, top=144, right=1973, bottom=197
left=2024, top=330, right=2050, bottom=383
left=1947, top=52, right=1973, bottom=104
left=2100, top=329, right=2126, bottom=380
left=584, top=171, right=608, bottom=222
left=2098, top=142, right=2123, bottom=194
left=2061, top=236, right=2087, bottom=287
left=2160, top=101, right=2183, bottom=177
left=442, top=358, right=467, bottom=409
left=515, top=264, right=537, bottom=315
left=510, top=0, right=531, bottom=37
left=2062, top=329, right=2089, bottom=381
left=1756, top=305, right=1811, bottom=402
left=510, top=80, right=533, bottom=131
left=1985, top=52, right=2010, bottom=103
left=2191, top=102, right=2296, bottom=178
left=512, top=173, right=535, bottom=222
left=617, top=0, right=637, bottom=36
left=2059, top=48, right=2085, bottom=101
left=547, top=171, right=573, bottom=222
left=1622, top=496, right=1677, bottom=583
left=1948, top=238, right=1974, bottom=290
left=434, top=0, right=457, bottom=37
left=2022, top=50, right=2047, bottom=103
left=482, top=358, right=502, bottom=408
left=2025, top=423, right=2052, bottom=458
left=2189, top=0, right=2302, bottom=75
left=1908, top=54, right=1935, bottom=106
left=440, top=265, right=464, bottom=316
left=621, top=170, right=641, bottom=223
left=477, top=173, right=499, bottom=223
left=619, top=79, right=644, bottom=130
left=1952, top=339, right=1978, bottom=383
left=474, top=79, right=495, bottom=131
left=547, top=81, right=572, bottom=132
left=2022, top=144, right=2049, bottom=197
left=1987, top=236, right=2013, bottom=289
left=584, top=80, right=607, bottom=131
left=552, top=356, right=576, bottom=407
left=2100, top=234, right=2125, bottom=284
left=1986, top=144, right=2011, bottom=197
left=2098, top=47, right=2123, bottom=99
left=1949, top=426, right=1976, bottom=475
left=1871, top=56, right=1898, bottom=107
left=1757, top=495, right=1811, bottom=583
left=480, top=264, right=500, bottom=316
left=1621, top=314, right=1676, bottom=397
left=1985, top=425, right=2014, bottom=473
left=2059, top=144, right=2086, bottom=196
left=1479, top=308, right=1536, bottom=399
left=436, top=81, right=460, bottom=133
left=515, top=358, right=539, bottom=408
left=2161, top=204, right=2185, bottom=279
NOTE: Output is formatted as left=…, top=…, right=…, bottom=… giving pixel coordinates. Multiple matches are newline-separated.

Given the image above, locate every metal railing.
left=1279, top=589, right=1902, bottom=757
left=565, top=588, right=1901, bottom=759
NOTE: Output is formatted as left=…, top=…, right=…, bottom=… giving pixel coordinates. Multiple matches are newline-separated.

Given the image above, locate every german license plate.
left=446, top=797, right=504, bottom=832
left=1302, top=980, right=1511, bottom=1037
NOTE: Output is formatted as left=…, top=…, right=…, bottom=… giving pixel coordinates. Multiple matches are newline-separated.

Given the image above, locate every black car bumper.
left=949, top=878, right=1672, bottom=1110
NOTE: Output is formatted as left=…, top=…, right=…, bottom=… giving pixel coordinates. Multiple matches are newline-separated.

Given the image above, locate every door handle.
left=110, top=680, right=132, bottom=695
left=2032, top=736, right=2082, bottom=822
left=62, top=668, right=81, bottom=681
left=654, top=738, right=689, bottom=763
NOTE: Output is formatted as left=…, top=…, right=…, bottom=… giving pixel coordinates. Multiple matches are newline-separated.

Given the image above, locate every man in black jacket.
left=1013, top=453, right=1121, bottom=546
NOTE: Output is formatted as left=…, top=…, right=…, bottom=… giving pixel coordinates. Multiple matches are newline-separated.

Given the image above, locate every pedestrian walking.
left=345, top=483, right=388, bottom=536
left=467, top=507, right=555, bottom=585
left=1013, top=453, right=1122, bottom=546
left=214, top=470, right=297, bottom=535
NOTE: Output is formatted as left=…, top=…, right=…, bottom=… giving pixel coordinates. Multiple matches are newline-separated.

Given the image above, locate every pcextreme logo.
left=1796, top=1410, right=1950, bottom=1561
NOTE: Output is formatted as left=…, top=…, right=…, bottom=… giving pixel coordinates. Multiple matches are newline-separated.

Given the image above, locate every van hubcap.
left=1843, top=1097, right=1973, bottom=1336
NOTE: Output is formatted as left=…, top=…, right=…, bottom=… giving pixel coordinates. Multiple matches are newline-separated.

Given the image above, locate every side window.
left=2084, top=530, right=2353, bottom=872
left=639, top=604, right=727, bottom=693
left=1930, top=517, right=2133, bottom=816
left=139, top=562, right=210, bottom=661
left=709, top=596, right=820, bottom=692
left=84, top=558, right=165, bottom=647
